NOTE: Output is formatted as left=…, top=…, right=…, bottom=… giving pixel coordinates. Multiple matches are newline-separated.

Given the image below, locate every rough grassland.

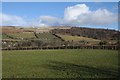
left=2, top=49, right=119, bottom=78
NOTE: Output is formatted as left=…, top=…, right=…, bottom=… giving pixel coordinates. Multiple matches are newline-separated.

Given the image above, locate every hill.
left=1, top=26, right=119, bottom=49
left=51, top=27, right=119, bottom=41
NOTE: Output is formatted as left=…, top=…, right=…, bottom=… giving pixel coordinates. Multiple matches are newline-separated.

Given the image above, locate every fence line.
left=2, top=45, right=119, bottom=50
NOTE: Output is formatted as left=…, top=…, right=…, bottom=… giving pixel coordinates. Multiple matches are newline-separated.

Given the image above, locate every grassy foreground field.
left=2, top=49, right=119, bottom=78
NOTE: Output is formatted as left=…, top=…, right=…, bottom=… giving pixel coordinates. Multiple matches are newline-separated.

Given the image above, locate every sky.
left=0, top=2, right=118, bottom=30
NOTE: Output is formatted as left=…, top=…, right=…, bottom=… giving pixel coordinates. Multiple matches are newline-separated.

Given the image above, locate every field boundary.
left=2, top=45, right=119, bottom=50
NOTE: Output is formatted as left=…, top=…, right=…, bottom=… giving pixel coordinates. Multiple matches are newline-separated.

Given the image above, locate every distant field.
left=57, top=34, right=101, bottom=44
left=2, top=34, right=11, bottom=39
left=8, top=32, right=36, bottom=39
left=0, top=34, right=2, bottom=39
left=3, top=49, right=119, bottom=78
left=36, top=33, right=62, bottom=42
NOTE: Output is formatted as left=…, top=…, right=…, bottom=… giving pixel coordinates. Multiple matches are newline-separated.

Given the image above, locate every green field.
left=2, top=34, right=11, bottom=39
left=8, top=32, right=36, bottom=39
left=37, top=33, right=58, bottom=40
left=2, top=49, right=119, bottom=78
left=36, top=33, right=62, bottom=42
left=57, top=34, right=101, bottom=44
left=0, top=34, right=2, bottom=39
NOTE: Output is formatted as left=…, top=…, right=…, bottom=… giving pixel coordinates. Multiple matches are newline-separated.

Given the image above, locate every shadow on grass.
left=42, top=60, right=119, bottom=78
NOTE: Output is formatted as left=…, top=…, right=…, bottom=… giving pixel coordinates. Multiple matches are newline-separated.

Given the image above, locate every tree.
left=99, top=41, right=107, bottom=45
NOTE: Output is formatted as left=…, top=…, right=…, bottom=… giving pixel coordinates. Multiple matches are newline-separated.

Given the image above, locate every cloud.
left=0, top=13, right=27, bottom=26
left=64, top=4, right=118, bottom=26
left=27, top=18, right=49, bottom=27
left=40, top=16, right=62, bottom=26
left=0, top=13, right=49, bottom=27
left=37, top=4, right=117, bottom=27
left=0, top=4, right=118, bottom=27
left=0, top=13, right=58, bottom=27
left=64, top=4, right=90, bottom=21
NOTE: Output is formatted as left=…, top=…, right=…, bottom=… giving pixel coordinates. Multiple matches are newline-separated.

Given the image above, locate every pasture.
left=2, top=34, right=11, bottom=39
left=36, top=33, right=61, bottom=41
left=0, top=34, right=2, bottom=39
left=8, top=32, right=36, bottom=39
left=57, top=34, right=101, bottom=44
left=2, top=49, right=119, bottom=78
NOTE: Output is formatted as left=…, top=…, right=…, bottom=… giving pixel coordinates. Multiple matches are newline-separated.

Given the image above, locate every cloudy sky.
left=1, top=2, right=118, bottom=29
